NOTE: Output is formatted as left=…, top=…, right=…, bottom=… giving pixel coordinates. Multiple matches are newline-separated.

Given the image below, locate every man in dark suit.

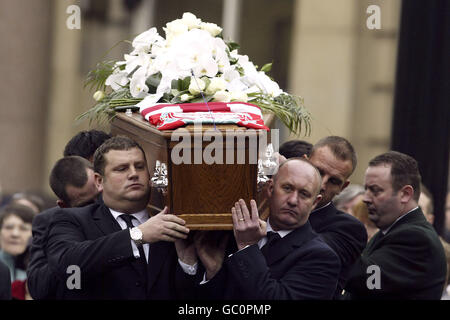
left=196, top=158, right=341, bottom=299
left=27, top=156, right=100, bottom=299
left=307, top=136, right=367, bottom=298
left=0, top=260, right=11, bottom=300
left=46, top=136, right=195, bottom=299
left=344, top=151, right=447, bottom=299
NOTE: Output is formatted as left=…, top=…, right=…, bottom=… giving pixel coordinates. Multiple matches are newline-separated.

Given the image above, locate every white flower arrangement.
left=81, top=12, right=310, bottom=134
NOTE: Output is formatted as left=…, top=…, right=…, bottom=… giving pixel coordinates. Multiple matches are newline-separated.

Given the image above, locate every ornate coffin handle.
left=257, top=144, right=278, bottom=192
left=151, top=160, right=168, bottom=193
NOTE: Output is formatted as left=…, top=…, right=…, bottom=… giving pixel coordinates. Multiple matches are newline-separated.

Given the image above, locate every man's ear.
left=94, top=173, right=104, bottom=192
left=267, top=179, right=274, bottom=198
left=303, top=154, right=309, bottom=160
left=399, top=185, right=414, bottom=203
left=56, top=200, right=69, bottom=208
left=311, top=194, right=323, bottom=210
left=341, top=180, right=350, bottom=192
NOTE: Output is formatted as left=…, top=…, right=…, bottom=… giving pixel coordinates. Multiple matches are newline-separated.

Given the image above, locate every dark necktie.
left=261, top=231, right=281, bottom=256
left=119, top=214, right=147, bottom=264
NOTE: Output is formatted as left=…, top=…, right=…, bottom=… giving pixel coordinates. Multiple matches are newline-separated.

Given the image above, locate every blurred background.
left=0, top=0, right=448, bottom=233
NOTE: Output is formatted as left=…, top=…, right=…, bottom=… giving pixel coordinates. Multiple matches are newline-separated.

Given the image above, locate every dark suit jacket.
left=309, top=202, right=367, bottom=298
left=344, top=208, right=447, bottom=300
left=0, top=259, right=11, bottom=300
left=46, top=201, right=196, bottom=300
left=27, top=207, right=62, bottom=300
left=199, top=222, right=341, bottom=300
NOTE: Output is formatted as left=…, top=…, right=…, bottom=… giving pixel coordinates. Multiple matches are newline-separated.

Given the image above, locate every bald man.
left=196, top=158, right=341, bottom=300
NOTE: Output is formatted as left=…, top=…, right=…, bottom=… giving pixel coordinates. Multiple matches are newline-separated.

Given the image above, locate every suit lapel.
left=264, top=222, right=315, bottom=266
left=91, top=202, right=148, bottom=278
left=91, top=202, right=122, bottom=235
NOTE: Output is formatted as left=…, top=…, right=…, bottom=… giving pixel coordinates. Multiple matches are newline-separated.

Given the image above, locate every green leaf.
left=226, top=41, right=240, bottom=52
left=190, top=95, right=213, bottom=103
left=146, top=72, right=162, bottom=94
left=181, top=77, right=191, bottom=91
left=260, top=62, right=272, bottom=73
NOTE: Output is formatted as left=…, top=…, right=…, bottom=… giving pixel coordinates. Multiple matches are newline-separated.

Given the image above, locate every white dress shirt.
left=108, top=208, right=197, bottom=274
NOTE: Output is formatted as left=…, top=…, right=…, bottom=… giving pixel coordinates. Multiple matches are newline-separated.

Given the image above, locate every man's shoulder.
left=51, top=202, right=104, bottom=223
left=33, top=207, right=60, bottom=225
left=311, top=203, right=365, bottom=231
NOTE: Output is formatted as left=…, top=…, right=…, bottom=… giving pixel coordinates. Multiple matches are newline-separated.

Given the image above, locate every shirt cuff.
left=200, top=272, right=209, bottom=285
left=178, top=259, right=198, bottom=275
left=129, top=229, right=140, bottom=258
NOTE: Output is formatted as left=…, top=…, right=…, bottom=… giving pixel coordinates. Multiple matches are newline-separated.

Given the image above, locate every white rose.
left=93, top=90, right=105, bottom=101
left=230, top=91, right=248, bottom=102
left=213, top=90, right=231, bottom=102
left=200, top=22, right=222, bottom=37
left=188, top=77, right=206, bottom=95
left=181, top=12, right=201, bottom=29
left=180, top=93, right=193, bottom=102
left=164, top=19, right=188, bottom=44
left=205, top=77, right=227, bottom=95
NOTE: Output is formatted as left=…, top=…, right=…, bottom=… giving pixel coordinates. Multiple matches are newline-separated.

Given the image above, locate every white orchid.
left=131, top=27, right=165, bottom=54
left=105, top=69, right=129, bottom=91
left=130, top=67, right=149, bottom=98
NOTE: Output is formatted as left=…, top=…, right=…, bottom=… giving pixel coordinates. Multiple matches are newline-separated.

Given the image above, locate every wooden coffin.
left=110, top=112, right=266, bottom=230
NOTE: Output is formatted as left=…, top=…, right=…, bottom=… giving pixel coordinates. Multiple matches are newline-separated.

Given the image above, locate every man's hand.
left=232, top=199, right=266, bottom=250
left=194, top=231, right=230, bottom=280
left=175, top=232, right=197, bottom=266
left=138, top=207, right=189, bottom=243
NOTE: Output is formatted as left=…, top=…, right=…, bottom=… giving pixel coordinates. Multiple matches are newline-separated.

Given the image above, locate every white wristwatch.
left=130, top=227, right=144, bottom=246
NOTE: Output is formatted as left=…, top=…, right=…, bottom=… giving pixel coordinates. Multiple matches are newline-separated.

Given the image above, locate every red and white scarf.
left=140, top=102, right=269, bottom=131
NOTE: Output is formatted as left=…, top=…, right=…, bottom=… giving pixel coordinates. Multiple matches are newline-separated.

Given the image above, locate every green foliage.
left=84, top=61, right=116, bottom=92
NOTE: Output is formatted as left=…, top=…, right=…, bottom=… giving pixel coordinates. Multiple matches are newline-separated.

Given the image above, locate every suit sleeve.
left=46, top=210, right=134, bottom=283
left=0, top=260, right=11, bottom=300
left=319, top=216, right=367, bottom=271
left=27, top=213, right=57, bottom=300
left=218, top=244, right=340, bottom=300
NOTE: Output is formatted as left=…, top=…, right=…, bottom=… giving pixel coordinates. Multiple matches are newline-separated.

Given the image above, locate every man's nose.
left=287, top=192, right=298, bottom=206
left=363, top=190, right=371, bottom=204
left=128, top=166, right=138, bottom=178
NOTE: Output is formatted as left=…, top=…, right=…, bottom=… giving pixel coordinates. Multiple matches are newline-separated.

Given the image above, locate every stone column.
left=0, top=0, right=51, bottom=194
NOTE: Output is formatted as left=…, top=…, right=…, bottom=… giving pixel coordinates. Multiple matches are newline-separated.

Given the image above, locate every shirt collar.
left=109, top=208, right=149, bottom=224
left=311, top=201, right=332, bottom=214
left=381, top=206, right=419, bottom=235
left=266, top=218, right=293, bottom=238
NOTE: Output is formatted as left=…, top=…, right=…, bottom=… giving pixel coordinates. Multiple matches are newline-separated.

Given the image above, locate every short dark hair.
left=49, top=156, right=94, bottom=204
left=311, top=136, right=357, bottom=174
left=279, top=140, right=313, bottom=159
left=0, top=204, right=35, bottom=228
left=63, top=130, right=111, bottom=160
left=369, top=151, right=421, bottom=201
left=94, top=136, right=146, bottom=176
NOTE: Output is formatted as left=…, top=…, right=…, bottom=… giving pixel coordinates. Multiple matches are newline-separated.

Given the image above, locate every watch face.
left=131, top=228, right=142, bottom=241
